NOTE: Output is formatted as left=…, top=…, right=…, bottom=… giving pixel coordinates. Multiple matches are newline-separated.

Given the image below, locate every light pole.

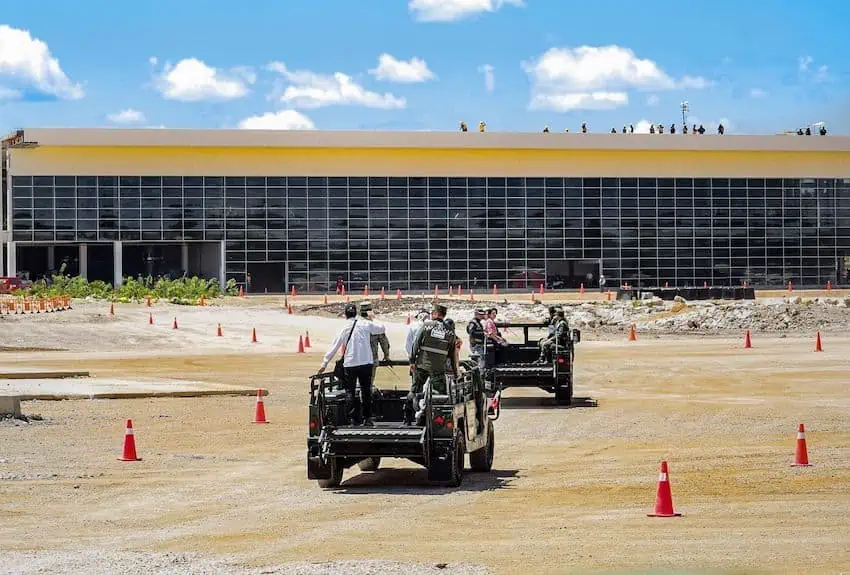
left=680, top=101, right=689, bottom=132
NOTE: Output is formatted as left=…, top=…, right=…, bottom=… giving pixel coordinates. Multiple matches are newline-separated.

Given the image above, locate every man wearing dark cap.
left=360, top=301, right=391, bottom=382
left=466, top=308, right=488, bottom=373
left=407, top=303, right=458, bottom=425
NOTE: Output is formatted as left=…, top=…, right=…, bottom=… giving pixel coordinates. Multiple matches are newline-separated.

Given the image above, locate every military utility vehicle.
left=484, top=322, right=581, bottom=405
left=307, top=359, right=498, bottom=488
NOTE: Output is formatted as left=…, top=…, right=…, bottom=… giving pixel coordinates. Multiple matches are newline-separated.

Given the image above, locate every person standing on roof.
left=407, top=303, right=458, bottom=425
left=359, top=301, right=391, bottom=383
left=317, top=302, right=387, bottom=426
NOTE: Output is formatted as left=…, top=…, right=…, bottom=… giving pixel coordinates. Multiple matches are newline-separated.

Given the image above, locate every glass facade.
left=10, top=175, right=850, bottom=290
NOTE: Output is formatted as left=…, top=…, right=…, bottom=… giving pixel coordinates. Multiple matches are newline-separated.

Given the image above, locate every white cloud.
left=531, top=91, right=628, bottom=112
left=369, top=53, right=435, bottom=83
left=0, top=86, right=22, bottom=100
left=478, top=64, right=494, bottom=93
left=646, top=94, right=660, bottom=106
left=0, top=24, right=84, bottom=100
left=409, top=0, right=524, bottom=22
left=267, top=62, right=406, bottom=110
left=107, top=108, right=146, bottom=124
left=148, top=56, right=158, bottom=66
left=154, top=58, right=252, bottom=101
left=238, top=110, right=315, bottom=130
left=522, top=45, right=710, bottom=111
left=797, top=55, right=829, bottom=84
left=749, top=87, right=767, bottom=99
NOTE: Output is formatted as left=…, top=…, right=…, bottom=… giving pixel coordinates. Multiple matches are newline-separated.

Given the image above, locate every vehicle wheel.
left=555, top=377, right=573, bottom=406
left=469, top=421, right=494, bottom=472
left=447, top=430, right=465, bottom=488
left=317, top=460, right=343, bottom=488
left=358, top=457, right=381, bottom=472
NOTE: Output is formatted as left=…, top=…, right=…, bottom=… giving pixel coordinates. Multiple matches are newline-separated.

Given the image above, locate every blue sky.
left=1, top=0, right=848, bottom=134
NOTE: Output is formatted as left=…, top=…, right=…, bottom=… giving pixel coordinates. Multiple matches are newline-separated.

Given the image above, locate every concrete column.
left=79, top=244, right=88, bottom=280
left=47, top=246, right=55, bottom=271
left=181, top=243, right=189, bottom=275
left=218, top=241, right=226, bottom=290
left=6, top=241, right=16, bottom=277
left=113, top=241, right=123, bottom=287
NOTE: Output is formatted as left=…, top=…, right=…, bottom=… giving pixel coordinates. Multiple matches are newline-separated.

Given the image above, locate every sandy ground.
left=1, top=299, right=850, bottom=574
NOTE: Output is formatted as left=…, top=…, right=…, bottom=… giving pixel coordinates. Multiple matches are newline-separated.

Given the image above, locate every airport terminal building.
left=2, top=128, right=850, bottom=293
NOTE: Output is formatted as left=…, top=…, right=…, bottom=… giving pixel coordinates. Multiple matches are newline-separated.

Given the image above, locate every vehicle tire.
left=358, top=457, right=381, bottom=472
left=317, top=460, right=343, bottom=488
left=447, top=430, right=465, bottom=488
left=555, top=377, right=573, bottom=406
left=469, top=421, right=494, bottom=472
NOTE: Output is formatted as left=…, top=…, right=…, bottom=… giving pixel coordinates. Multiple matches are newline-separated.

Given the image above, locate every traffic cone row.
left=646, top=422, right=814, bottom=516
left=741, top=330, right=825, bottom=352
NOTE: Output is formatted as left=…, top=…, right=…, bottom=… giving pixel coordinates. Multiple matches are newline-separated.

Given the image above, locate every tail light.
left=557, top=356, right=567, bottom=365
left=433, top=414, right=454, bottom=430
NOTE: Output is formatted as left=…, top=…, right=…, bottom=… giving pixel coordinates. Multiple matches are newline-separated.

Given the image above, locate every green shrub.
left=21, top=274, right=230, bottom=304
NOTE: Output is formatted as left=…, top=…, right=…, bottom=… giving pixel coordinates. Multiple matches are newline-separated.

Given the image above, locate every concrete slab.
left=0, top=369, right=90, bottom=380
left=0, top=378, right=265, bottom=401
left=0, top=396, right=22, bottom=417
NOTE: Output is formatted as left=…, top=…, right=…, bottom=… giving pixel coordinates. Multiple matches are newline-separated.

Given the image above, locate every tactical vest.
left=416, top=320, right=452, bottom=371
left=466, top=318, right=486, bottom=345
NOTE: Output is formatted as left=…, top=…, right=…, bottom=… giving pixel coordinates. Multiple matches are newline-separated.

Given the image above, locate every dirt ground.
left=1, top=298, right=849, bottom=574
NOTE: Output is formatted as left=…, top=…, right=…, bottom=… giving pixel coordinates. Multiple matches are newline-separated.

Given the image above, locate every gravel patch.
left=0, top=551, right=491, bottom=575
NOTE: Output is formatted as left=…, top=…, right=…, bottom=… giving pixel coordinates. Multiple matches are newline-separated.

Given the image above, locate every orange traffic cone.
left=118, top=419, right=141, bottom=461
left=251, top=328, right=258, bottom=343
left=148, top=312, right=153, bottom=325
left=788, top=281, right=793, bottom=293
left=172, top=317, right=178, bottom=329
left=341, top=285, right=346, bottom=297
left=146, top=295, right=152, bottom=307
left=304, top=331, right=311, bottom=348
left=744, top=330, right=752, bottom=349
left=826, top=280, right=832, bottom=291
left=364, top=285, right=369, bottom=297
left=791, top=423, right=811, bottom=466
left=664, top=281, right=669, bottom=289
left=606, top=290, right=611, bottom=301
left=199, top=295, right=206, bottom=306
left=815, top=331, right=823, bottom=352
left=253, top=389, right=269, bottom=424
left=396, top=288, right=402, bottom=300
left=628, top=324, right=637, bottom=341
left=297, top=335, right=305, bottom=353
left=323, top=294, right=328, bottom=304
left=579, top=283, right=585, bottom=295
left=492, top=284, right=497, bottom=295
left=434, top=285, right=439, bottom=298
left=217, top=323, right=223, bottom=337
left=457, top=286, right=462, bottom=296
left=288, top=304, right=293, bottom=315
left=449, top=286, right=454, bottom=296
left=406, top=314, right=411, bottom=325
left=109, top=303, right=115, bottom=316
left=380, top=287, right=385, bottom=300
left=238, top=286, right=244, bottom=298
left=539, top=283, right=544, bottom=295
left=647, top=461, right=681, bottom=517
left=703, top=281, right=708, bottom=288
left=291, top=286, right=296, bottom=297
left=469, top=290, right=475, bottom=302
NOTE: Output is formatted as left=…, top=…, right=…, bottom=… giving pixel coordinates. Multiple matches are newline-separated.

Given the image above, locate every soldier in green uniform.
left=359, top=301, right=391, bottom=381
left=406, top=303, right=458, bottom=425
left=536, top=307, right=570, bottom=363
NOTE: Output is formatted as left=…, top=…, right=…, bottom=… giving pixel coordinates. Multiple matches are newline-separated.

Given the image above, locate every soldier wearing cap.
left=360, top=301, right=391, bottom=381
left=536, top=306, right=570, bottom=363
left=407, top=303, right=458, bottom=425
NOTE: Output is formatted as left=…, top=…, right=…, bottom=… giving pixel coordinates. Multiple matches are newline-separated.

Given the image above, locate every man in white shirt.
left=404, top=309, right=429, bottom=357
left=318, top=302, right=387, bottom=426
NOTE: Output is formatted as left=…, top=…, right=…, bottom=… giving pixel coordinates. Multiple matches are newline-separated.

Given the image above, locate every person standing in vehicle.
left=317, top=302, right=387, bottom=426
left=466, top=308, right=488, bottom=373
left=405, top=309, right=429, bottom=357
left=407, top=303, right=458, bottom=425
left=359, top=301, right=391, bottom=382
left=536, top=307, right=570, bottom=363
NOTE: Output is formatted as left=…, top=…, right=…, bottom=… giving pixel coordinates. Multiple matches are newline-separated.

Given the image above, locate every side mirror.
left=572, top=329, right=581, bottom=343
